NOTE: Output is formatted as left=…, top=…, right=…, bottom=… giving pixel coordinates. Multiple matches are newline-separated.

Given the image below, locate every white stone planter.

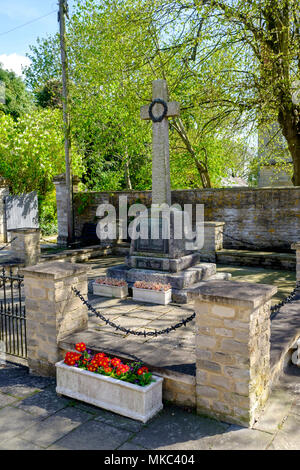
left=93, top=282, right=128, bottom=299
left=56, top=361, right=163, bottom=423
left=132, top=287, right=172, bottom=305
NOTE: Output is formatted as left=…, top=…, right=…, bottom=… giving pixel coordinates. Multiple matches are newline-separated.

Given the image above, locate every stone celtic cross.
left=140, top=80, right=180, bottom=206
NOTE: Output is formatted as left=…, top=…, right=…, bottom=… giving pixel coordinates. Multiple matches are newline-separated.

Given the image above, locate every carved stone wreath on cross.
left=148, top=98, right=168, bottom=123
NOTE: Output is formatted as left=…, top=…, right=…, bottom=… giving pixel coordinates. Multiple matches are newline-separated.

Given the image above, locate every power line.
left=0, top=10, right=57, bottom=38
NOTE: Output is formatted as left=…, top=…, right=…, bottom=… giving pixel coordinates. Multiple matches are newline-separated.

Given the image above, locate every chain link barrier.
left=0, top=237, right=17, bottom=251
left=270, top=281, right=300, bottom=319
left=73, top=278, right=300, bottom=334
left=72, top=286, right=195, bottom=337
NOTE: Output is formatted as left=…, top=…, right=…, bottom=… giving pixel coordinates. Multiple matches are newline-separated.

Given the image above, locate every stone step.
left=217, top=249, right=296, bottom=271
left=208, top=272, right=232, bottom=281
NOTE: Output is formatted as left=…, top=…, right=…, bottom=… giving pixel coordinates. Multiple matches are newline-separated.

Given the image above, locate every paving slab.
left=130, top=407, right=229, bottom=450
left=0, top=391, right=19, bottom=408
left=15, top=389, right=69, bottom=418
left=0, top=436, right=44, bottom=450
left=118, top=441, right=147, bottom=450
left=21, top=406, right=92, bottom=448
left=0, top=406, right=41, bottom=442
left=209, top=425, right=273, bottom=450
left=0, top=374, right=55, bottom=399
left=270, top=414, right=300, bottom=450
left=48, top=420, right=133, bottom=451
left=253, top=389, right=294, bottom=434
left=95, top=409, right=144, bottom=433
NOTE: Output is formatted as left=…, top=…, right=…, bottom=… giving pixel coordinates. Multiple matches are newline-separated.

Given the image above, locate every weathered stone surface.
left=73, top=187, right=300, bottom=252
left=21, top=406, right=91, bottom=447
left=194, top=280, right=276, bottom=427
left=49, top=420, right=132, bottom=450
left=23, top=261, right=89, bottom=376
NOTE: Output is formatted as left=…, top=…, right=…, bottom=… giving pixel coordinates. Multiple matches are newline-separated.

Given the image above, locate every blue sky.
left=0, top=0, right=75, bottom=75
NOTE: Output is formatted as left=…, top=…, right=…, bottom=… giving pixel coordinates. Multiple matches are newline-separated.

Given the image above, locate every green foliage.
left=38, top=191, right=58, bottom=236
left=0, top=108, right=83, bottom=195
left=0, top=66, right=33, bottom=120
left=35, top=79, right=63, bottom=109
left=25, top=0, right=262, bottom=190
left=0, top=108, right=84, bottom=235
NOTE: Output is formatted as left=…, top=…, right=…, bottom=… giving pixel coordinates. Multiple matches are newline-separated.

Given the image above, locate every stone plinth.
left=201, top=222, right=225, bottom=262
left=22, top=261, right=89, bottom=376
left=9, top=228, right=40, bottom=266
left=53, top=174, right=80, bottom=246
left=0, top=179, right=9, bottom=243
left=193, top=280, right=277, bottom=427
left=291, top=243, right=300, bottom=281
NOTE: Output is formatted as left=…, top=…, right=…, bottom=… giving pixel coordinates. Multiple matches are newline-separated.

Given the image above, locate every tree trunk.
left=124, top=155, right=132, bottom=190
left=278, top=105, right=300, bottom=186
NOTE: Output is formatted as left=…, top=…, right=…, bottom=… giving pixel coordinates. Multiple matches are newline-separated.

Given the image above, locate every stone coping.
left=204, top=221, right=225, bottom=227
left=73, top=186, right=300, bottom=196
left=7, top=228, right=40, bottom=234
left=190, top=280, right=277, bottom=309
left=21, top=261, right=89, bottom=279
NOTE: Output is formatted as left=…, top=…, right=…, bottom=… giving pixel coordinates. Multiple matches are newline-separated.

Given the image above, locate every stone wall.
left=291, top=242, right=300, bottom=281
left=72, top=187, right=300, bottom=251
left=9, top=228, right=40, bottom=266
left=22, top=261, right=89, bottom=376
left=193, top=280, right=277, bottom=427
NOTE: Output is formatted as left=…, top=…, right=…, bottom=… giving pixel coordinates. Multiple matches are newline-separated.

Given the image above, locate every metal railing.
left=0, top=268, right=27, bottom=358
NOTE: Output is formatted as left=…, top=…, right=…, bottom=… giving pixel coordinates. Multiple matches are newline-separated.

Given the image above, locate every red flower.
left=75, top=342, right=86, bottom=353
left=104, top=367, right=112, bottom=374
left=111, top=358, right=122, bottom=367
left=94, top=353, right=106, bottom=362
left=137, top=368, right=144, bottom=375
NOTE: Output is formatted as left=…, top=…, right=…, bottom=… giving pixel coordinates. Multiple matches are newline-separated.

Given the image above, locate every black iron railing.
left=0, top=268, right=27, bottom=359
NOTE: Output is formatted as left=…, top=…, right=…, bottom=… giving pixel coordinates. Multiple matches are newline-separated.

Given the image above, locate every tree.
left=148, top=0, right=300, bottom=184
left=0, top=108, right=83, bottom=195
left=25, top=0, right=256, bottom=189
left=0, top=66, right=33, bottom=120
left=35, top=79, right=63, bottom=109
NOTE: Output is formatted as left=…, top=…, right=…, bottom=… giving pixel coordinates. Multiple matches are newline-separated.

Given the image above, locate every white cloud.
left=0, top=53, right=31, bottom=76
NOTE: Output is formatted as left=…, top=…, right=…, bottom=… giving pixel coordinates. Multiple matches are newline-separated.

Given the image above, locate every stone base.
left=107, top=262, right=231, bottom=304
left=127, top=252, right=201, bottom=273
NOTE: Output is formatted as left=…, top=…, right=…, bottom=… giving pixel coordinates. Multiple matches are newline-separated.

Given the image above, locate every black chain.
left=270, top=281, right=300, bottom=319
left=72, top=286, right=195, bottom=337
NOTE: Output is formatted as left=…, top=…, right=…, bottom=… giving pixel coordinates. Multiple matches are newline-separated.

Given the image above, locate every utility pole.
left=58, top=0, right=73, bottom=245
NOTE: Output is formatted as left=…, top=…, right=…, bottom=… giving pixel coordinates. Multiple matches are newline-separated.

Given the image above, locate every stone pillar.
left=291, top=243, right=300, bottom=281
left=9, top=228, right=40, bottom=266
left=193, top=280, right=277, bottom=427
left=22, top=261, right=89, bottom=376
left=53, top=174, right=80, bottom=246
left=201, top=222, right=225, bottom=262
left=0, top=178, right=9, bottom=243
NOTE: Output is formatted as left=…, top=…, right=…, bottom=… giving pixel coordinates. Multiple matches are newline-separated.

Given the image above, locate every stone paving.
left=0, top=361, right=299, bottom=450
